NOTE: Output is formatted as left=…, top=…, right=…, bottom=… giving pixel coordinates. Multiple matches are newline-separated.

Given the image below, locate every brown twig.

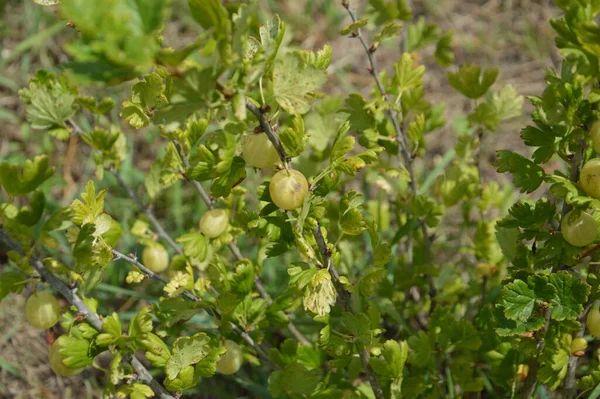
left=563, top=302, right=593, bottom=399
left=110, top=249, right=274, bottom=364
left=313, top=223, right=385, bottom=399
left=245, top=100, right=291, bottom=168
left=342, top=2, right=436, bottom=302
left=173, top=140, right=310, bottom=346
left=0, top=228, right=175, bottom=399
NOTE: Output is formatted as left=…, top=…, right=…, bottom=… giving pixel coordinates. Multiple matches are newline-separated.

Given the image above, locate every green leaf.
left=259, top=14, right=286, bottom=73
left=373, top=22, right=402, bottom=48
left=549, top=272, right=590, bottom=321
left=299, top=45, right=332, bottom=70
left=96, top=312, right=123, bottom=347
left=501, top=279, right=538, bottom=322
left=165, top=333, right=212, bottom=380
left=279, top=114, right=306, bottom=157
left=494, top=150, right=545, bottom=193
left=468, top=102, right=500, bottom=131
left=268, top=363, right=321, bottom=397
left=378, top=340, right=408, bottom=379
left=0, top=155, right=55, bottom=196
left=491, top=84, right=524, bottom=121
left=273, top=54, right=327, bottom=114
left=407, top=113, right=425, bottom=146
left=116, top=383, right=154, bottom=399
left=407, top=331, right=434, bottom=368
left=0, top=272, right=27, bottom=301
left=341, top=93, right=376, bottom=132
left=394, top=53, right=425, bottom=93
left=188, top=0, right=230, bottom=38
left=211, top=156, right=246, bottom=198
left=19, top=73, right=76, bottom=136
left=448, top=64, right=498, bottom=99
left=139, top=333, right=171, bottom=368
left=70, top=181, right=107, bottom=225
left=339, top=190, right=367, bottom=236
left=176, top=233, right=207, bottom=262
left=57, top=335, right=94, bottom=368
left=406, top=17, right=440, bottom=52
left=14, top=190, right=45, bottom=226
left=435, top=31, right=454, bottom=67
left=341, top=19, right=369, bottom=36
left=128, top=306, right=153, bottom=338
left=341, top=312, right=372, bottom=346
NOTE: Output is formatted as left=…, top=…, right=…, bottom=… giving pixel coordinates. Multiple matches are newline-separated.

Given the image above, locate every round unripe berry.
left=588, top=306, right=600, bottom=338
left=242, top=134, right=280, bottom=169
left=269, top=169, right=309, bottom=210
left=561, top=211, right=597, bottom=247
left=591, top=122, right=600, bottom=154
left=580, top=159, right=600, bottom=198
left=49, top=336, right=84, bottom=377
left=142, top=245, right=169, bottom=273
left=216, top=340, right=243, bottom=375
left=199, top=209, right=229, bottom=238
left=25, top=291, right=61, bottom=329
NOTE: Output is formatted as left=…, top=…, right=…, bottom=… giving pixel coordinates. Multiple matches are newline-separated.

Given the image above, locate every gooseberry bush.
left=4, top=0, right=600, bottom=398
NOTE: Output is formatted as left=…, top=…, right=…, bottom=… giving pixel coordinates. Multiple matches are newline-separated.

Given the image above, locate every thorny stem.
left=313, top=223, right=385, bottom=399
left=110, top=249, right=274, bottom=364
left=521, top=140, right=587, bottom=399
left=563, top=302, right=593, bottom=399
left=109, top=168, right=183, bottom=255
left=342, top=1, right=437, bottom=300
left=172, top=141, right=310, bottom=346
left=520, top=308, right=552, bottom=399
left=243, top=100, right=385, bottom=397
left=0, top=229, right=175, bottom=399
left=63, top=119, right=279, bottom=360
left=245, top=100, right=291, bottom=168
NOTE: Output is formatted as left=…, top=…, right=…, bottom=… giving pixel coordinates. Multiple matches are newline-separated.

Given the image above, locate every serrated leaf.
left=341, top=312, right=372, bottom=346
left=273, top=54, right=327, bottom=114
left=549, top=272, right=590, bottom=321
left=165, top=333, right=212, bottom=380
left=494, top=150, right=545, bottom=193
left=70, top=181, right=106, bottom=225
left=96, top=312, right=123, bottom=347
left=394, top=53, right=425, bottom=93
left=268, top=363, right=321, bottom=396
left=502, top=280, right=540, bottom=322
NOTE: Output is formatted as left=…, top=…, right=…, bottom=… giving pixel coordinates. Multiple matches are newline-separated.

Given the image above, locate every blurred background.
left=0, top=0, right=559, bottom=397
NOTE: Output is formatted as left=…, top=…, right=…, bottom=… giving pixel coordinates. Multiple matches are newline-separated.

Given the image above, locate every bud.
left=516, top=364, right=529, bottom=382
left=570, top=337, right=587, bottom=354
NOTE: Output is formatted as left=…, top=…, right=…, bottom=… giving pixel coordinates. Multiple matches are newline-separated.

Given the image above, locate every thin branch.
left=342, top=2, right=435, bottom=301
left=245, top=100, right=290, bottom=168
left=109, top=168, right=183, bottom=256
left=111, top=250, right=274, bottom=365
left=0, top=228, right=175, bottom=399
left=173, top=141, right=310, bottom=346
left=521, top=141, right=587, bottom=399
left=107, top=167, right=278, bottom=361
left=313, top=223, right=385, bottom=399
left=520, top=308, right=551, bottom=399
left=563, top=302, right=593, bottom=399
